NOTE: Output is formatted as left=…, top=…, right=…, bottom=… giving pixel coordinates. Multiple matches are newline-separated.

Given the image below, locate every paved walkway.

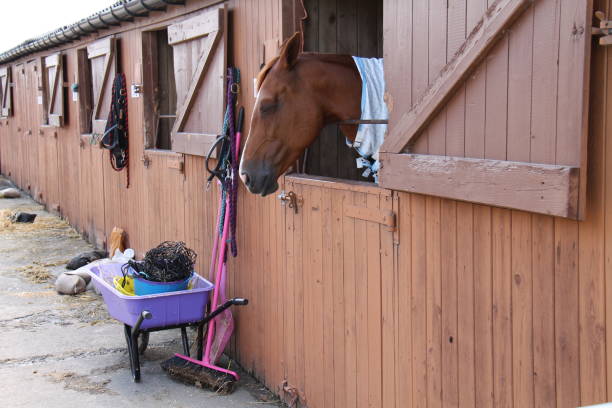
left=0, top=189, right=280, bottom=408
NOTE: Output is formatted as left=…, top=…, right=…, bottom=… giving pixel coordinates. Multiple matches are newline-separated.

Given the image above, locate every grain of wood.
left=382, top=0, right=532, bottom=154
left=554, top=219, right=580, bottom=408
left=342, top=189, right=358, bottom=408
left=379, top=153, right=580, bottom=219
left=409, top=0, right=429, bottom=155
left=395, top=192, right=411, bottom=408
left=492, top=208, right=512, bottom=408
left=531, top=214, right=556, bottom=408
left=426, top=196, right=442, bottom=408
left=555, top=0, right=593, bottom=219
left=441, top=199, right=458, bottom=408
left=425, top=0, right=447, bottom=156
left=506, top=7, right=533, bottom=163
left=411, top=194, right=428, bottom=408
left=366, top=193, right=382, bottom=408
left=331, top=188, right=346, bottom=408
left=530, top=0, right=560, bottom=165
left=578, top=15, right=607, bottom=402
left=511, top=211, right=534, bottom=408
left=456, top=202, right=475, bottom=408
left=380, top=193, right=396, bottom=408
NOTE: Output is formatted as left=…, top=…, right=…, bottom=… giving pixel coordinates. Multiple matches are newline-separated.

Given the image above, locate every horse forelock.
left=256, top=56, right=280, bottom=91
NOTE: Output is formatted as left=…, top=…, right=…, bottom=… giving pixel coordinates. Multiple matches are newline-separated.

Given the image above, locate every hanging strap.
left=207, top=67, right=241, bottom=258
left=102, top=73, right=130, bottom=187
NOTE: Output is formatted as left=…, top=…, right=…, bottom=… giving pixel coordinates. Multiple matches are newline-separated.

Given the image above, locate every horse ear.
left=279, top=32, right=302, bottom=70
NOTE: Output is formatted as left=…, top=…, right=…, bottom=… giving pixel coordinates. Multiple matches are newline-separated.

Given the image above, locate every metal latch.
left=141, top=154, right=151, bottom=168
left=593, top=11, right=612, bottom=45
left=277, top=190, right=301, bottom=214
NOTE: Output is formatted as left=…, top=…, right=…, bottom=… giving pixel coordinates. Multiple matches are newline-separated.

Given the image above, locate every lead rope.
left=227, top=68, right=240, bottom=258
left=207, top=67, right=241, bottom=258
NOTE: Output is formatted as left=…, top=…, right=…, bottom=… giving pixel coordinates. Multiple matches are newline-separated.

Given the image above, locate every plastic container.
left=113, top=275, right=135, bottom=296
left=88, top=263, right=213, bottom=330
left=133, top=274, right=191, bottom=295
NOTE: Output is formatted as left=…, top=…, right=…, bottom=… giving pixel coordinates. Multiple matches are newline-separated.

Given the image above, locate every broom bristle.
left=161, top=356, right=236, bottom=395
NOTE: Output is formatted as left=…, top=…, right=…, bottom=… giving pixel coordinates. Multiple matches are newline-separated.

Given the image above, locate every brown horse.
left=239, top=32, right=362, bottom=196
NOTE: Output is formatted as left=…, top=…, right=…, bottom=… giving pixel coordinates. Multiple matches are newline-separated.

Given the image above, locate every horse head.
left=239, top=32, right=361, bottom=196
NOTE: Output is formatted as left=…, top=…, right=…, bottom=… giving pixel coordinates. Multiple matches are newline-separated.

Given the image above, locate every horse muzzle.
left=239, top=160, right=280, bottom=196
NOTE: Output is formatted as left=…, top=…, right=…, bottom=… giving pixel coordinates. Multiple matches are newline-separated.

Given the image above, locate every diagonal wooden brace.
left=380, top=0, right=533, bottom=154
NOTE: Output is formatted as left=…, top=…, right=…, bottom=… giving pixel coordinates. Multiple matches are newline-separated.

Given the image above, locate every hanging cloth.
left=347, top=57, right=388, bottom=181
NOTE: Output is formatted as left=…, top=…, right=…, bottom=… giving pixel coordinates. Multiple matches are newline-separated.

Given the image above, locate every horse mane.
left=255, top=52, right=355, bottom=91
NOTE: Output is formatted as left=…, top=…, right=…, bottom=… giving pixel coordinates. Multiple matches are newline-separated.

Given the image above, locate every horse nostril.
left=242, top=172, right=250, bottom=187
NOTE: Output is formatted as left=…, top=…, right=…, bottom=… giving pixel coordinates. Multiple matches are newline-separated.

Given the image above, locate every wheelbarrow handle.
left=134, top=310, right=153, bottom=333
left=231, top=298, right=248, bottom=306
left=203, top=297, right=248, bottom=324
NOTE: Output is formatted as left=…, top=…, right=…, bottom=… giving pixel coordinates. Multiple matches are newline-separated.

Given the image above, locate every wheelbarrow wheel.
left=139, top=332, right=149, bottom=355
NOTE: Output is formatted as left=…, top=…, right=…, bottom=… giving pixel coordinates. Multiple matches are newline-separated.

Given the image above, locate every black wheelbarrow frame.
left=123, top=297, right=248, bottom=382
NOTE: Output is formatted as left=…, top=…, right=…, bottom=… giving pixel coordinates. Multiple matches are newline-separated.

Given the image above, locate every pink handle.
left=204, top=195, right=231, bottom=364
left=202, top=127, right=241, bottom=365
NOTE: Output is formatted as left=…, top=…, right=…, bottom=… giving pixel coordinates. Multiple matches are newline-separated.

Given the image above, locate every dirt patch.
left=17, top=263, right=52, bottom=283
left=56, top=292, right=113, bottom=325
left=0, top=209, right=80, bottom=238
left=15, top=258, right=70, bottom=284
left=11, top=290, right=56, bottom=298
left=90, top=361, right=130, bottom=375
left=44, top=371, right=116, bottom=395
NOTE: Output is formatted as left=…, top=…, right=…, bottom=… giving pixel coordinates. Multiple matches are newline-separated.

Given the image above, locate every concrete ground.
left=0, top=189, right=281, bottom=408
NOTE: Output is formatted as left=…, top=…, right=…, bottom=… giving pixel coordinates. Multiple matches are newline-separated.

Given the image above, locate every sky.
left=0, top=0, right=116, bottom=53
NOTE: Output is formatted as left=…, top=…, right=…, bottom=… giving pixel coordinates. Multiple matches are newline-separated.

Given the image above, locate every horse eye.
left=260, top=102, right=278, bottom=114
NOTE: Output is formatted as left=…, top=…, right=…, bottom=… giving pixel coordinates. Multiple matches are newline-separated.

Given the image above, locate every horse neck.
left=300, top=54, right=362, bottom=141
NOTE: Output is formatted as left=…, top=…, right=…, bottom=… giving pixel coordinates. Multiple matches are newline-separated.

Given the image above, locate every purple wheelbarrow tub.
left=88, top=263, right=214, bottom=330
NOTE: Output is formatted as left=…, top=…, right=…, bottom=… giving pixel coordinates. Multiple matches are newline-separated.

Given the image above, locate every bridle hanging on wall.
left=102, top=72, right=130, bottom=188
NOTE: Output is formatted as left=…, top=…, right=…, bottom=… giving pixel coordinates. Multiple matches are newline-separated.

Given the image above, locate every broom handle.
left=204, top=194, right=231, bottom=364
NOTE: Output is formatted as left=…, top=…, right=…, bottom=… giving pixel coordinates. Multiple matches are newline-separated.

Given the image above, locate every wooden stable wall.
left=1, top=1, right=612, bottom=408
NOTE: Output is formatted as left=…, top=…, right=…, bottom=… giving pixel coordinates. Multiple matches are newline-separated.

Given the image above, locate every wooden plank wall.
left=1, top=1, right=612, bottom=408
left=385, top=0, right=588, bottom=173
left=273, top=176, right=395, bottom=408
left=302, top=0, right=383, bottom=180
left=0, top=0, right=280, bottom=388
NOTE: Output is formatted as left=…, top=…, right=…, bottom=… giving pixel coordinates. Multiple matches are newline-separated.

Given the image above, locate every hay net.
left=125, top=241, right=196, bottom=283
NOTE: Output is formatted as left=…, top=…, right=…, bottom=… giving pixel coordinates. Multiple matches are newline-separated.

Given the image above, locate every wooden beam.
left=378, top=153, right=580, bottom=219
left=172, top=132, right=218, bottom=157
left=167, top=7, right=221, bottom=45
left=92, top=43, right=115, bottom=120
left=380, top=0, right=533, bottom=154
left=170, top=29, right=221, bottom=136
left=44, top=53, right=59, bottom=67
left=47, top=56, right=61, bottom=117
left=344, top=204, right=396, bottom=228
left=87, top=37, right=112, bottom=59
left=0, top=67, right=8, bottom=115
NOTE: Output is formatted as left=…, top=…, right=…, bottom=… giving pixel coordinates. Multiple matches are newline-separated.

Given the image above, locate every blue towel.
left=348, top=57, right=388, bottom=179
